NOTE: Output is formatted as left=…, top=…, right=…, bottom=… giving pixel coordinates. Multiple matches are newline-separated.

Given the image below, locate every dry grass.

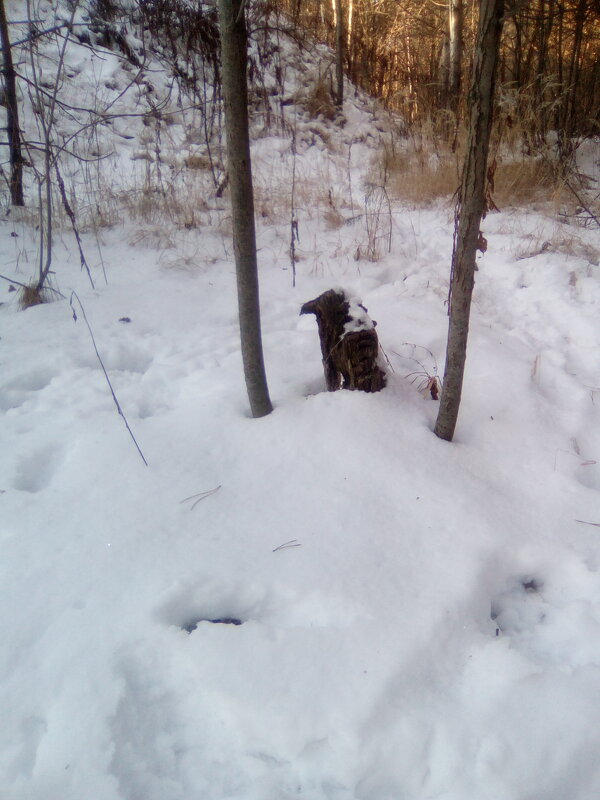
left=294, top=69, right=338, bottom=122
left=184, top=154, right=212, bottom=171
left=128, top=227, right=177, bottom=250
left=322, top=207, right=344, bottom=230
left=19, top=284, right=44, bottom=309
left=513, top=225, right=600, bottom=264
left=117, top=176, right=212, bottom=229
left=252, top=148, right=348, bottom=226
left=381, top=134, right=576, bottom=211
left=492, top=157, right=567, bottom=208
left=384, top=150, right=461, bottom=206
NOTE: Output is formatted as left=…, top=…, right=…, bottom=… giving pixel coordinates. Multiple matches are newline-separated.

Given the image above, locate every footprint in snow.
left=73, top=340, right=154, bottom=375
left=491, top=576, right=546, bottom=638
left=157, top=578, right=358, bottom=636
left=0, top=367, right=57, bottom=411
left=491, top=571, right=600, bottom=668
left=12, top=445, right=65, bottom=493
left=5, top=716, right=47, bottom=781
left=182, top=616, right=244, bottom=633
left=109, top=653, right=184, bottom=797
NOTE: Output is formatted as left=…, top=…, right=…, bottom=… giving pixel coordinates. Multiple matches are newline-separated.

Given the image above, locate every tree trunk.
left=346, top=0, right=353, bottom=75
left=534, top=0, right=555, bottom=141
left=448, top=0, right=463, bottom=111
left=0, top=0, right=24, bottom=206
left=561, top=0, right=587, bottom=144
left=300, top=290, right=386, bottom=392
left=511, top=13, right=522, bottom=88
left=434, top=0, right=504, bottom=442
left=335, top=0, right=344, bottom=107
left=217, top=0, right=272, bottom=418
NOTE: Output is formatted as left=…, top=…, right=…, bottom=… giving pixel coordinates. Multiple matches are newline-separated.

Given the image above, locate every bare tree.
left=0, top=0, right=24, bottom=205
left=217, top=0, right=273, bottom=418
left=434, top=0, right=505, bottom=442
left=25, top=0, right=82, bottom=301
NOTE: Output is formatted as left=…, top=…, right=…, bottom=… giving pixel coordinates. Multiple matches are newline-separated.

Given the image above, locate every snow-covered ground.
left=2, top=6, right=600, bottom=798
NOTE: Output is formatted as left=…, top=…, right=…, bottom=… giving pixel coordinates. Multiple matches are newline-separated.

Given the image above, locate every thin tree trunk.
left=562, top=0, right=587, bottom=142
left=0, top=0, right=24, bottom=206
left=448, top=0, right=463, bottom=111
left=554, top=2, right=564, bottom=131
left=512, top=14, right=522, bottom=88
left=534, top=0, right=555, bottom=140
left=217, top=0, right=273, bottom=418
left=335, top=0, right=344, bottom=107
left=347, top=0, right=353, bottom=53
left=434, top=0, right=504, bottom=442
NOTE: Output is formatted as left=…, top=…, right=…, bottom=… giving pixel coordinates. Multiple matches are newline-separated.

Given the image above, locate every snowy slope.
left=2, top=4, right=600, bottom=799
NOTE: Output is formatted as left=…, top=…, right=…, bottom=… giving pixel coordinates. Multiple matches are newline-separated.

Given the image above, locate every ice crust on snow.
left=2, top=4, right=600, bottom=799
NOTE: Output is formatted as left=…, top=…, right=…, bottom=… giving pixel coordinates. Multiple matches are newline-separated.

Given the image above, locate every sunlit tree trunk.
left=335, top=0, right=344, bottom=106
left=217, top=0, right=273, bottom=418
left=434, top=0, right=505, bottom=442
left=448, top=0, right=463, bottom=111
left=347, top=0, right=353, bottom=47
left=534, top=0, right=555, bottom=140
left=346, top=0, right=353, bottom=79
left=0, top=0, right=24, bottom=206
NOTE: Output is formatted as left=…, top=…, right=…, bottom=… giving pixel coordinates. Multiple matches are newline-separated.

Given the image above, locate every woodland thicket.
left=279, top=0, right=600, bottom=149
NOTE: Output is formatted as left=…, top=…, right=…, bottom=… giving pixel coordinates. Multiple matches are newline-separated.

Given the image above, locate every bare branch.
left=69, top=291, right=149, bottom=467
left=180, top=485, right=222, bottom=509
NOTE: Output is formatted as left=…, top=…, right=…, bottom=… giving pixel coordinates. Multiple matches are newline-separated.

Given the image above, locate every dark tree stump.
left=300, top=289, right=386, bottom=392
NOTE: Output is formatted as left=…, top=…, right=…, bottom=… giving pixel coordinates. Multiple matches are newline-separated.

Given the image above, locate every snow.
left=342, top=295, right=375, bottom=335
left=3, top=4, right=600, bottom=798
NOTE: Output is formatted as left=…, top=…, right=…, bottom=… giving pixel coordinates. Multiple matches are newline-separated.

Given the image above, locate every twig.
left=575, top=520, right=600, bottom=528
left=9, top=21, right=89, bottom=48
left=565, top=180, right=600, bottom=229
left=289, top=105, right=298, bottom=288
left=392, top=342, right=439, bottom=375
left=584, top=385, right=600, bottom=404
left=69, top=291, right=148, bottom=466
left=0, top=272, right=27, bottom=288
left=55, top=163, right=95, bottom=289
left=347, top=139, right=355, bottom=215
left=180, top=485, right=222, bottom=510
left=272, top=539, right=302, bottom=552
left=392, top=343, right=441, bottom=398
left=379, top=342, right=395, bottom=373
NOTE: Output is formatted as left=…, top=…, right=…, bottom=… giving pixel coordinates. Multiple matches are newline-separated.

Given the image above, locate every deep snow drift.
left=2, top=5, right=600, bottom=799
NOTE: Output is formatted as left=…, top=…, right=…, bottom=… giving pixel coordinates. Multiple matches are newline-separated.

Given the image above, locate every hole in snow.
left=183, top=616, right=244, bottom=633
left=490, top=575, right=546, bottom=636
left=522, top=577, right=543, bottom=593
left=157, top=580, right=261, bottom=633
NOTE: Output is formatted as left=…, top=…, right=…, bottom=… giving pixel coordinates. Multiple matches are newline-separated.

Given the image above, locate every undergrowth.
left=378, top=133, right=579, bottom=213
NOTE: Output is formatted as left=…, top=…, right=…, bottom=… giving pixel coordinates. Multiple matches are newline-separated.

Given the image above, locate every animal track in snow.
left=491, top=576, right=546, bottom=638
left=575, top=462, right=600, bottom=492
left=158, top=581, right=256, bottom=635
left=109, top=653, right=185, bottom=799
left=5, top=715, right=47, bottom=781
left=73, top=339, right=154, bottom=375
left=490, top=571, right=600, bottom=668
left=158, top=578, right=363, bottom=635
left=182, top=616, right=244, bottom=633
left=0, top=367, right=57, bottom=411
left=12, top=445, right=64, bottom=493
